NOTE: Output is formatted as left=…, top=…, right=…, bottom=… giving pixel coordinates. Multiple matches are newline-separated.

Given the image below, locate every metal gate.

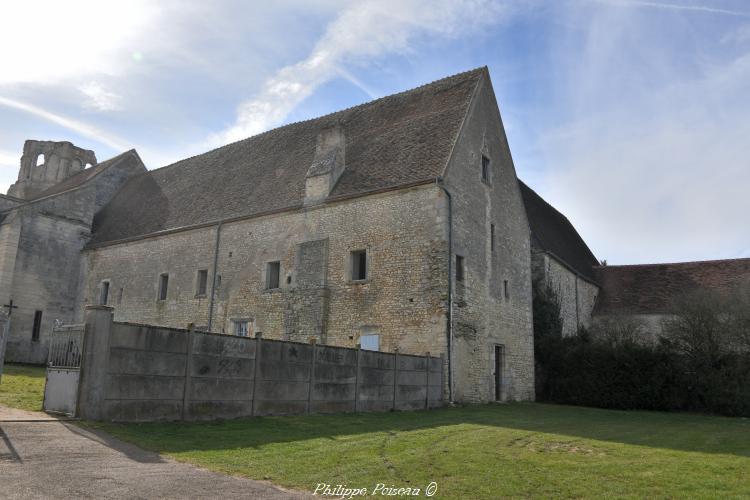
left=43, top=324, right=85, bottom=416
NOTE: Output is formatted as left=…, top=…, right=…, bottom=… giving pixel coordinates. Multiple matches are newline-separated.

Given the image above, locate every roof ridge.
left=143, top=67, right=486, bottom=175
left=596, top=257, right=750, bottom=269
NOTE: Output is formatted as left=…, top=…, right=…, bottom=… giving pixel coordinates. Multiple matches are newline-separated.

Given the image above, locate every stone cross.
left=2, top=299, right=18, bottom=317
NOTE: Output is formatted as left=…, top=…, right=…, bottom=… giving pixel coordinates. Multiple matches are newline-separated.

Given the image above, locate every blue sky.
left=1, top=0, right=748, bottom=264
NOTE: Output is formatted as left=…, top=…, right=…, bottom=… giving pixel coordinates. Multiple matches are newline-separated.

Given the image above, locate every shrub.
left=532, top=285, right=750, bottom=417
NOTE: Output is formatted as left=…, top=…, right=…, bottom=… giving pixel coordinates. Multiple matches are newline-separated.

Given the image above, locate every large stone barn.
left=1, top=67, right=536, bottom=403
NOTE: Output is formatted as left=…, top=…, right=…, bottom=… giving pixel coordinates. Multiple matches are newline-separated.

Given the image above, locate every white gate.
left=43, top=324, right=84, bottom=416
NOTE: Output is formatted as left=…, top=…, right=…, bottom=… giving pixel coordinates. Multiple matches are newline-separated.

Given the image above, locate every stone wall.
left=591, top=313, right=669, bottom=344
left=0, top=152, right=145, bottom=364
left=77, top=307, right=443, bottom=422
left=442, top=74, right=535, bottom=403
left=82, top=185, right=449, bottom=360
left=532, top=252, right=599, bottom=336
left=0, top=194, right=21, bottom=211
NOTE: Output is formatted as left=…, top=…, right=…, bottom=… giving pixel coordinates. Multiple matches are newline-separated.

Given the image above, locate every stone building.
left=6, top=66, right=741, bottom=400
left=1, top=68, right=535, bottom=403
left=519, top=180, right=750, bottom=341
left=0, top=142, right=146, bottom=363
left=520, top=181, right=600, bottom=336
left=592, top=258, right=750, bottom=339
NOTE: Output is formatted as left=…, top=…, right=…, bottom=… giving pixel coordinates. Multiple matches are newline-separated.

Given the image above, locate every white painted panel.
left=360, top=334, right=380, bottom=352
left=43, top=368, right=79, bottom=416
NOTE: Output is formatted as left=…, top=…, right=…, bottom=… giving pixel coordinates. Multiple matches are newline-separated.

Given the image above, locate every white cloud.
left=536, top=2, right=750, bottom=264
left=0, top=96, right=130, bottom=151
left=0, top=0, right=159, bottom=85
left=593, top=0, right=750, bottom=18
left=212, top=0, right=513, bottom=145
left=79, top=81, right=123, bottom=112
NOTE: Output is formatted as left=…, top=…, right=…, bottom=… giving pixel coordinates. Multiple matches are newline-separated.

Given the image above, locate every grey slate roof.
left=88, top=68, right=485, bottom=247
left=519, top=180, right=599, bottom=283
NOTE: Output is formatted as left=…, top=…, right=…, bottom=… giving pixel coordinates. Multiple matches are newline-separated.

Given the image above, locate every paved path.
left=0, top=405, right=308, bottom=499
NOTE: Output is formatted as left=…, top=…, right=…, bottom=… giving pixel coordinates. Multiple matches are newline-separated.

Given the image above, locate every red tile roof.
left=593, top=258, right=750, bottom=315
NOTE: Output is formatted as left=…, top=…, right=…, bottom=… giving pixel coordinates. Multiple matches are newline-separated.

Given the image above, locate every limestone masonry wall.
left=1, top=152, right=145, bottom=364
left=443, top=75, right=535, bottom=403
left=83, top=185, right=449, bottom=359
left=533, top=253, right=599, bottom=336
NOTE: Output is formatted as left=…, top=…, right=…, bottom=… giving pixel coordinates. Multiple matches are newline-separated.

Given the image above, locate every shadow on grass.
left=96, top=402, right=750, bottom=458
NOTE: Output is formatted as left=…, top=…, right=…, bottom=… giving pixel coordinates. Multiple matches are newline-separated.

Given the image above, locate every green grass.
left=94, top=403, right=750, bottom=499
left=0, top=363, right=46, bottom=411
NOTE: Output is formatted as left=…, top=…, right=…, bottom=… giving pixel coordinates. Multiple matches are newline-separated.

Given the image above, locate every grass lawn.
left=0, top=363, right=46, bottom=411
left=94, top=403, right=750, bottom=499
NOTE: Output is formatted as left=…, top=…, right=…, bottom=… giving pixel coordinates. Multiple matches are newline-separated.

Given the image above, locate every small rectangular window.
left=158, top=273, right=169, bottom=300
left=360, top=334, right=380, bottom=351
left=100, top=281, right=110, bottom=305
left=456, top=255, right=465, bottom=282
left=490, top=224, right=495, bottom=252
left=504, top=279, right=509, bottom=299
left=117, top=287, right=124, bottom=305
left=196, top=269, right=208, bottom=296
left=481, top=155, right=491, bottom=183
left=351, top=250, right=367, bottom=281
left=266, top=261, right=281, bottom=289
left=234, top=320, right=250, bottom=337
left=32, top=310, right=42, bottom=342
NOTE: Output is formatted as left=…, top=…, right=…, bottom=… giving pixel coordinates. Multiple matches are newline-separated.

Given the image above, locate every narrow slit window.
left=504, top=279, right=509, bottom=299
left=456, top=255, right=465, bottom=282
left=481, top=155, right=491, bottom=183
left=351, top=250, right=367, bottom=281
left=267, top=261, right=281, bottom=289
left=100, top=281, right=110, bottom=305
left=490, top=223, right=495, bottom=252
left=32, top=310, right=42, bottom=342
left=158, top=273, right=169, bottom=300
left=196, top=269, right=208, bottom=296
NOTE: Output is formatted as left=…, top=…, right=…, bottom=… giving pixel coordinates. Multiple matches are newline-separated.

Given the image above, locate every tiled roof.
left=518, top=180, right=599, bottom=282
left=30, top=150, right=137, bottom=200
left=593, top=258, right=750, bottom=315
left=87, top=68, right=485, bottom=247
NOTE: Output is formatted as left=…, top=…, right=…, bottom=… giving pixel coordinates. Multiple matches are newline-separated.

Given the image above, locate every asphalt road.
left=0, top=405, right=308, bottom=499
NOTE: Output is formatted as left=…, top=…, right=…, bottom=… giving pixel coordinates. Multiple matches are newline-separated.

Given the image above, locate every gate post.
left=0, top=312, right=8, bottom=384
left=78, top=305, right=114, bottom=420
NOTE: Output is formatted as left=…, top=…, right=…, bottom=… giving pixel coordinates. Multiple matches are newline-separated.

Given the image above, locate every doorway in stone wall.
left=494, top=344, right=504, bottom=401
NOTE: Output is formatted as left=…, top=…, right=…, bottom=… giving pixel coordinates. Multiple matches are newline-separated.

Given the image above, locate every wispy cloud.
left=593, top=0, right=750, bottom=18
left=536, top=1, right=750, bottom=263
left=211, top=0, right=513, bottom=145
left=0, top=96, right=130, bottom=151
left=78, top=82, right=123, bottom=112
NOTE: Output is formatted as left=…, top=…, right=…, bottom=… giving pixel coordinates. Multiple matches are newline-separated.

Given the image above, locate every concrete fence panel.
left=76, top=306, right=443, bottom=422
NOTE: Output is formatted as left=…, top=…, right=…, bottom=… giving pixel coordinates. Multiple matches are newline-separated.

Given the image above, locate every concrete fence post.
left=251, top=332, right=263, bottom=416
left=354, top=344, right=362, bottom=412
left=307, top=338, right=317, bottom=415
left=425, top=352, right=430, bottom=410
left=0, top=313, right=8, bottom=384
left=181, top=326, right=196, bottom=420
left=78, top=305, right=114, bottom=420
left=392, top=350, right=399, bottom=411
